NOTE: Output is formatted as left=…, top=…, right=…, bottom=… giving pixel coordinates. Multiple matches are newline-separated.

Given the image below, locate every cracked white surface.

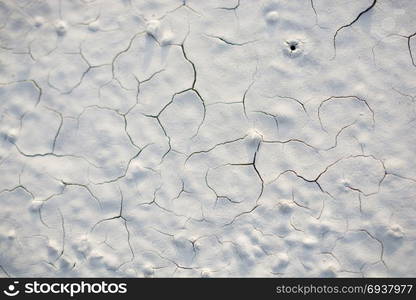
left=0, top=0, right=415, bottom=277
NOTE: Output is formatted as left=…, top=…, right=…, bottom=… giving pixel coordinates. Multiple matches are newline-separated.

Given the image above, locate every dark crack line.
left=323, top=120, right=357, bottom=151
left=345, top=154, right=387, bottom=197
left=262, top=138, right=319, bottom=151
left=205, top=169, right=241, bottom=207
left=204, top=34, right=257, bottom=47
left=75, top=104, right=153, bottom=183
left=263, top=93, right=308, bottom=115
left=121, top=223, right=135, bottom=267
left=171, top=179, right=191, bottom=202
left=392, top=87, right=416, bottom=103
left=242, top=80, right=255, bottom=119
left=190, top=89, right=207, bottom=138
left=0, top=265, right=10, bottom=277
left=47, top=48, right=107, bottom=95
left=54, top=208, right=65, bottom=263
left=215, top=140, right=265, bottom=225
left=13, top=143, right=102, bottom=169
left=356, top=229, right=387, bottom=270
left=253, top=110, right=280, bottom=136
left=291, top=189, right=310, bottom=210
left=90, top=188, right=135, bottom=267
left=273, top=154, right=387, bottom=205
left=332, top=0, right=377, bottom=58
left=310, top=0, right=318, bottom=24
left=317, top=95, right=375, bottom=132
left=0, top=185, right=35, bottom=199
left=92, top=143, right=152, bottom=185
left=217, top=0, right=240, bottom=11
left=142, top=113, right=172, bottom=163
left=0, top=79, right=42, bottom=106
left=144, top=87, right=206, bottom=162
left=270, top=161, right=341, bottom=213
left=252, top=141, right=265, bottom=204
left=387, top=173, right=416, bottom=184
left=185, top=135, right=247, bottom=164
left=358, top=193, right=363, bottom=214
left=60, top=179, right=102, bottom=209
left=130, top=69, right=165, bottom=113
left=137, top=185, right=180, bottom=216
left=122, top=114, right=141, bottom=150
left=77, top=104, right=142, bottom=150
left=44, top=106, right=64, bottom=153
left=38, top=192, right=65, bottom=228
left=111, top=31, right=146, bottom=81
left=407, top=32, right=416, bottom=67
left=290, top=216, right=304, bottom=233
left=398, top=31, right=416, bottom=67
left=159, top=88, right=206, bottom=139
left=224, top=204, right=260, bottom=226
left=179, top=41, right=197, bottom=90
left=162, top=0, right=202, bottom=19
left=171, top=29, right=207, bottom=138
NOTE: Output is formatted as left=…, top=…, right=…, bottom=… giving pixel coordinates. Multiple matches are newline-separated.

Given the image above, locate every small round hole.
left=284, top=39, right=304, bottom=58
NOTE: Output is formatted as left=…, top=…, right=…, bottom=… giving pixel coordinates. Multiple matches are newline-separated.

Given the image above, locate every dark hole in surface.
left=290, top=45, right=296, bottom=51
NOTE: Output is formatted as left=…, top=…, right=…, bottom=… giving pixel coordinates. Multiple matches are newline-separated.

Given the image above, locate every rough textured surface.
left=0, top=0, right=415, bottom=277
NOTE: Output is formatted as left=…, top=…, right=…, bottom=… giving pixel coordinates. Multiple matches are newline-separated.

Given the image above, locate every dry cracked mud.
left=0, top=0, right=415, bottom=277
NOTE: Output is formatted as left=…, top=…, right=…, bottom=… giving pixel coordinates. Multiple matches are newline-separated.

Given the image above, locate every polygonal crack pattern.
left=0, top=0, right=415, bottom=277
